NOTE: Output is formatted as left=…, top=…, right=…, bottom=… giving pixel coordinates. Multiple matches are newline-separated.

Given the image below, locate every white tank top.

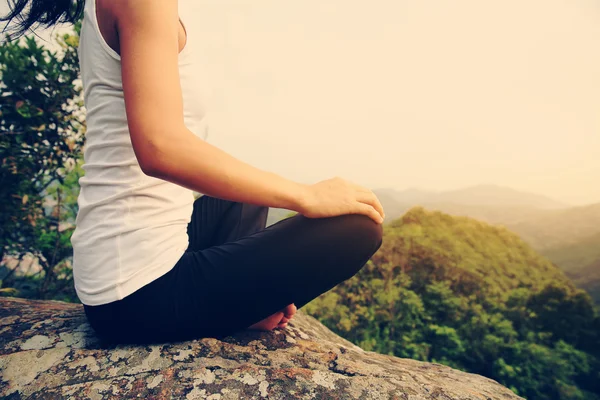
left=71, top=0, right=210, bottom=306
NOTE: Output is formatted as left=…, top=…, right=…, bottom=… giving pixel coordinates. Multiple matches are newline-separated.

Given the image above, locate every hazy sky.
left=3, top=0, right=599, bottom=205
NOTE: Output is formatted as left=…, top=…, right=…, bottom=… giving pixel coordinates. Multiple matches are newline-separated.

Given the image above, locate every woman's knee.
left=264, top=211, right=383, bottom=281
left=330, top=213, right=383, bottom=279
left=344, top=213, right=383, bottom=252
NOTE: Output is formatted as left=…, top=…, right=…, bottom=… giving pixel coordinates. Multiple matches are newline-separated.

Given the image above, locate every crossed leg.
left=87, top=194, right=384, bottom=344
left=185, top=194, right=297, bottom=331
left=177, top=195, right=383, bottom=340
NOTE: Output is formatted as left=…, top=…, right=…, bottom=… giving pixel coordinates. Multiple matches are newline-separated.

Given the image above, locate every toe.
left=283, top=303, right=297, bottom=319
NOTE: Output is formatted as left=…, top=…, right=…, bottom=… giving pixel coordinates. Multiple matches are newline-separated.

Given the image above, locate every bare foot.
left=248, top=303, right=297, bottom=331
left=277, top=303, right=297, bottom=329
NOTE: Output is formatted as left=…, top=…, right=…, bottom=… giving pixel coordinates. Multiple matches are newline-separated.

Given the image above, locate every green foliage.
left=0, top=22, right=84, bottom=301
left=304, top=207, right=600, bottom=400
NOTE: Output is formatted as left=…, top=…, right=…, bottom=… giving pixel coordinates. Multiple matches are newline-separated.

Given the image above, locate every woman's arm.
left=114, top=0, right=309, bottom=210
left=151, top=135, right=309, bottom=211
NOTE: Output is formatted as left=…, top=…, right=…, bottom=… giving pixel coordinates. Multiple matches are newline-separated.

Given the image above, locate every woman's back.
left=71, top=0, right=210, bottom=306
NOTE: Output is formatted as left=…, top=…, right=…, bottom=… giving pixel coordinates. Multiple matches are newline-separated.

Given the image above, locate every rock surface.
left=0, top=296, right=523, bottom=399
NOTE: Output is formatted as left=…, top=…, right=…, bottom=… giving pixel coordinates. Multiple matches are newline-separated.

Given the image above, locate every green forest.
left=365, top=189, right=600, bottom=307
left=303, top=207, right=600, bottom=399
left=1, top=20, right=599, bottom=400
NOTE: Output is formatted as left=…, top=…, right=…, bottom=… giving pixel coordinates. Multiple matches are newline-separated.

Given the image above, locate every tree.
left=0, top=20, right=84, bottom=300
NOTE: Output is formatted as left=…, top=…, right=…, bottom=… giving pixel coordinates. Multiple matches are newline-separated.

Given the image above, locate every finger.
left=356, top=203, right=383, bottom=224
left=355, top=191, right=385, bottom=219
left=346, top=183, right=385, bottom=219
left=371, top=194, right=385, bottom=219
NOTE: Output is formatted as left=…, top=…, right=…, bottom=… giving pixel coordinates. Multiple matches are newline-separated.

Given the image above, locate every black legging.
left=83, top=194, right=383, bottom=344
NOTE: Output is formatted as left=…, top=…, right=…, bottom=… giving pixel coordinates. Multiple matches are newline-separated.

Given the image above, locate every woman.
left=1, top=0, right=385, bottom=344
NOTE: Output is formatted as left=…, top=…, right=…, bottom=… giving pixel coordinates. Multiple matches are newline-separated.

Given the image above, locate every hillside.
left=540, top=231, right=600, bottom=273
left=367, top=187, right=600, bottom=305
left=572, top=259, right=600, bottom=304
left=302, top=207, right=599, bottom=399
left=540, top=232, right=600, bottom=304
left=383, top=206, right=574, bottom=295
left=371, top=186, right=600, bottom=251
left=568, top=259, right=600, bottom=306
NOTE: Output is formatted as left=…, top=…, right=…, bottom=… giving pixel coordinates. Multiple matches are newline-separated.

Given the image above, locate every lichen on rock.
left=0, top=296, right=523, bottom=399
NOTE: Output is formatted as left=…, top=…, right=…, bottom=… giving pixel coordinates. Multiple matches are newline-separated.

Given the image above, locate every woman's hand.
left=297, top=177, right=385, bottom=224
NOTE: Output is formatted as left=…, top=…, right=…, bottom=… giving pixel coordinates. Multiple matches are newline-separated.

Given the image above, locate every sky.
left=2, top=0, right=599, bottom=206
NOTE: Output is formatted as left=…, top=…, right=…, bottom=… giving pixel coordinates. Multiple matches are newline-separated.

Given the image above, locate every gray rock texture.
left=0, top=296, right=523, bottom=399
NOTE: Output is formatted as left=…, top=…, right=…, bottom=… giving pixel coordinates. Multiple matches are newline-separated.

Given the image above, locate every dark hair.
left=0, top=0, right=85, bottom=41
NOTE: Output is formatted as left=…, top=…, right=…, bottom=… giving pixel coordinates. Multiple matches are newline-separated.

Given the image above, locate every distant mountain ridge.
left=268, top=184, right=572, bottom=228
left=375, top=184, right=569, bottom=210
left=504, top=202, right=600, bottom=249
left=268, top=184, right=596, bottom=238
left=369, top=185, right=600, bottom=250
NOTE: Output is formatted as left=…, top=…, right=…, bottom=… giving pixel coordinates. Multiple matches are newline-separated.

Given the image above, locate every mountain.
left=267, top=184, right=572, bottom=228
left=540, top=231, right=600, bottom=305
left=372, top=184, right=571, bottom=227
left=371, top=187, right=600, bottom=305
left=382, top=206, right=574, bottom=293
left=375, top=184, right=568, bottom=210
left=373, top=187, right=435, bottom=205
left=407, top=202, right=552, bottom=226
left=538, top=232, right=600, bottom=271
left=436, top=184, right=568, bottom=209
left=503, top=202, right=600, bottom=250
left=569, top=259, right=600, bottom=306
